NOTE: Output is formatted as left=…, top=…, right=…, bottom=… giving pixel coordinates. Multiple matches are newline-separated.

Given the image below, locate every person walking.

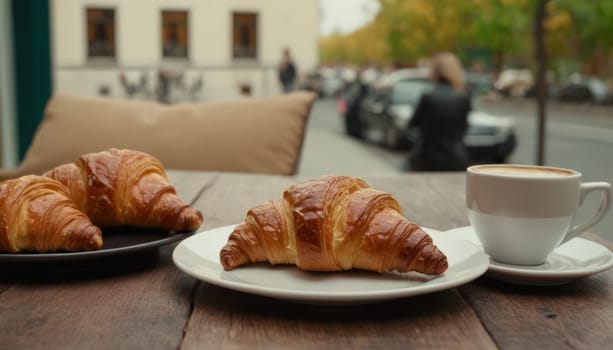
left=407, top=52, right=471, bottom=171
left=278, top=48, right=297, bottom=93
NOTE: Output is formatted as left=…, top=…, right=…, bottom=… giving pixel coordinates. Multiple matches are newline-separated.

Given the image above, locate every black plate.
left=0, top=228, right=195, bottom=262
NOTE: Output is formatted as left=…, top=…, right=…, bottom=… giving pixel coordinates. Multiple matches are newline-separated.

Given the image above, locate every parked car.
left=344, top=68, right=516, bottom=163
left=297, top=71, right=323, bottom=96
left=320, top=75, right=344, bottom=98
left=494, top=69, right=534, bottom=98
left=298, top=69, right=345, bottom=98
left=557, top=77, right=612, bottom=105
left=337, top=79, right=372, bottom=138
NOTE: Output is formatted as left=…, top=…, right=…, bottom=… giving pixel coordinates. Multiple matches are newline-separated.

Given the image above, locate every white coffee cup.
left=466, top=164, right=612, bottom=265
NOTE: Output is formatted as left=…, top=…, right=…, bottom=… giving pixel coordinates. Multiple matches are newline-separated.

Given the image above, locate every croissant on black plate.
left=44, top=148, right=203, bottom=232
left=220, top=175, right=448, bottom=275
left=0, top=175, right=103, bottom=253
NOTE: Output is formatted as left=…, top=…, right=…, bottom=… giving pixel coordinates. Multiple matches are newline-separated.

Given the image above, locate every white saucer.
left=445, top=226, right=613, bottom=285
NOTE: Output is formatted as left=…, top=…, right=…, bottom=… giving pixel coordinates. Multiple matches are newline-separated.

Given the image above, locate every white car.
left=494, top=69, right=534, bottom=97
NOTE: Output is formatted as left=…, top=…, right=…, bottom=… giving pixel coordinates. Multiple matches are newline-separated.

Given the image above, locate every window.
left=232, top=13, right=257, bottom=59
left=161, top=10, right=189, bottom=59
left=86, top=8, right=115, bottom=58
left=391, top=80, right=433, bottom=104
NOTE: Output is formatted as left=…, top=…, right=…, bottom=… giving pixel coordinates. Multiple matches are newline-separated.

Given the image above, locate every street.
left=298, top=97, right=613, bottom=241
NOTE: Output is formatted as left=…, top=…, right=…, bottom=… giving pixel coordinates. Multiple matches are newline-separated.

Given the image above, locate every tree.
left=535, top=0, right=549, bottom=165
left=376, top=0, right=473, bottom=63
left=318, top=0, right=610, bottom=78
left=552, top=0, right=613, bottom=76
left=463, top=0, right=532, bottom=73
left=319, top=20, right=388, bottom=65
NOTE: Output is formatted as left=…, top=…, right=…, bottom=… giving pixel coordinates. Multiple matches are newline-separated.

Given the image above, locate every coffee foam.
left=472, top=165, right=574, bottom=178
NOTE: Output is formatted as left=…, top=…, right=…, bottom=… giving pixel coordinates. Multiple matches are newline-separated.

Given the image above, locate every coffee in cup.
left=466, top=164, right=611, bottom=265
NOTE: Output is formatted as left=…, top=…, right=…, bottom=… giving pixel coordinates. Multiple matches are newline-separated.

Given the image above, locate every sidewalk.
left=296, top=99, right=405, bottom=177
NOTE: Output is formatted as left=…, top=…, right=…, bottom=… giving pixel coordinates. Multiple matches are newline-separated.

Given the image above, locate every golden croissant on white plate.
left=220, top=175, right=448, bottom=275
left=0, top=175, right=103, bottom=253
left=44, top=148, right=203, bottom=232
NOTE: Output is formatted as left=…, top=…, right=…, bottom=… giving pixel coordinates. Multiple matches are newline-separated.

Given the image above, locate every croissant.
left=0, top=175, right=103, bottom=253
left=220, top=175, right=448, bottom=275
left=43, top=148, right=203, bottom=231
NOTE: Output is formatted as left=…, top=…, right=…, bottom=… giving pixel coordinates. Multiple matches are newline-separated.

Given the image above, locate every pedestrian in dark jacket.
left=407, top=52, right=471, bottom=171
left=278, top=48, right=297, bottom=93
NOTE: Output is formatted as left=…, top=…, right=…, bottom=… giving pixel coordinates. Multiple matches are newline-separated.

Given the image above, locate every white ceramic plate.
left=172, top=224, right=489, bottom=304
left=446, top=226, right=613, bottom=285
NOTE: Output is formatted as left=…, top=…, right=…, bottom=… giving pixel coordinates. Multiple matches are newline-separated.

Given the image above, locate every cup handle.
left=562, top=182, right=612, bottom=244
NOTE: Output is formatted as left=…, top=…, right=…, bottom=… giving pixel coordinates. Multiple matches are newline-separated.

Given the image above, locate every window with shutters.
left=161, top=10, right=189, bottom=59
left=232, top=13, right=257, bottom=59
left=86, top=8, right=115, bottom=58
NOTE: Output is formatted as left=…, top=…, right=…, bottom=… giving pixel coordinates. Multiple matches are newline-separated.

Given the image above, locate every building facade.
left=52, top=0, right=319, bottom=101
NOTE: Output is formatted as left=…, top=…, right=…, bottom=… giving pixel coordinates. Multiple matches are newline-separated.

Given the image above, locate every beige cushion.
left=0, top=92, right=315, bottom=180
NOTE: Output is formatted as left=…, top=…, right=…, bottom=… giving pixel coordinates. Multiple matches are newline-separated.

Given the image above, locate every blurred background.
left=0, top=0, right=611, bottom=239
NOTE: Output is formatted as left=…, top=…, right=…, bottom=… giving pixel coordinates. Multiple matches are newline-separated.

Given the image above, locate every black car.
left=339, top=69, right=517, bottom=163
left=337, top=79, right=371, bottom=138
left=557, top=78, right=612, bottom=105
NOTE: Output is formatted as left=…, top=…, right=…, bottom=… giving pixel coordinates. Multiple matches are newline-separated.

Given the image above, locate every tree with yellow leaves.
left=319, top=0, right=610, bottom=78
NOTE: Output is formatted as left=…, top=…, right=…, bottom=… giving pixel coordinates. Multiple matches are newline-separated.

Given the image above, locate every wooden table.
left=1, top=170, right=612, bottom=349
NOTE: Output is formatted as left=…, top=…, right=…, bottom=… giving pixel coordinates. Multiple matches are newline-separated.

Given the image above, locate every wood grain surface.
left=1, top=171, right=611, bottom=349
left=460, top=274, right=613, bottom=350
